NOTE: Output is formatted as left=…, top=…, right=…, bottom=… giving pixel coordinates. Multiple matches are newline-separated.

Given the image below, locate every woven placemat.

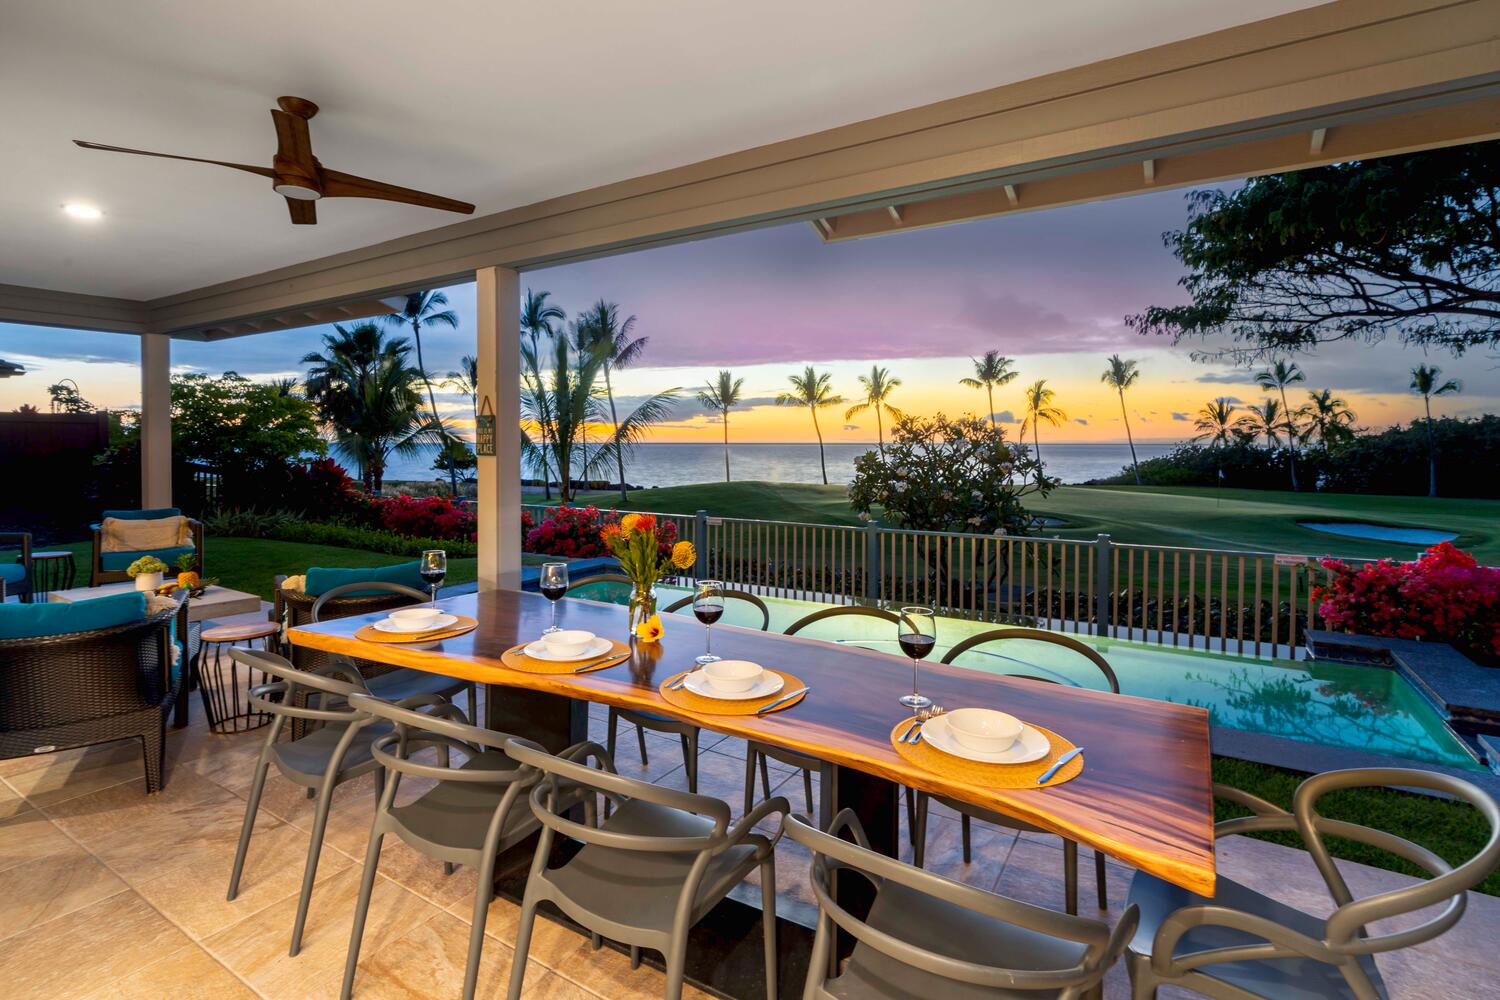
left=501, top=639, right=632, bottom=675
left=659, top=669, right=807, bottom=716
left=890, top=718, right=1083, bottom=789
left=355, top=615, right=478, bottom=644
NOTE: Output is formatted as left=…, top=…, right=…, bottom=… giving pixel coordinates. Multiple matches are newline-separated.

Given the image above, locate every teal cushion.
left=305, top=561, right=426, bottom=598
left=0, top=563, right=26, bottom=585
left=100, top=545, right=195, bottom=572
left=0, top=592, right=146, bottom=640
left=102, top=507, right=182, bottom=521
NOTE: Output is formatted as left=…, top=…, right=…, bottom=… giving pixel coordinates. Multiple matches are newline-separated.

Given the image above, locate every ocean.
left=385, top=441, right=1181, bottom=487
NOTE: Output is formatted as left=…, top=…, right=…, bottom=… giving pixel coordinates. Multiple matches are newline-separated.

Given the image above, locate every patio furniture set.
left=3, top=517, right=1499, bottom=999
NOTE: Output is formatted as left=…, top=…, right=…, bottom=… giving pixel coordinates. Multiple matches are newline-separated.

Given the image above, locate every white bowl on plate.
left=945, top=708, right=1023, bottom=754
left=389, top=607, right=444, bottom=629
left=542, top=629, right=596, bottom=659
left=702, top=659, right=764, bottom=694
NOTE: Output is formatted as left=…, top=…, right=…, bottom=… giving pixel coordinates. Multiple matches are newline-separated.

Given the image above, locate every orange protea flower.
left=600, top=523, right=622, bottom=544
left=619, top=513, right=642, bottom=534
left=635, top=513, right=657, bottom=535
left=634, top=614, right=664, bottom=643
left=671, top=541, right=695, bottom=570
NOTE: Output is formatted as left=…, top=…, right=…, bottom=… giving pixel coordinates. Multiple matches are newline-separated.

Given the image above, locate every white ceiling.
left=0, top=0, right=1321, bottom=301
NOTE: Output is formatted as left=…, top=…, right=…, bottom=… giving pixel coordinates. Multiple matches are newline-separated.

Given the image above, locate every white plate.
left=372, top=613, right=459, bottom=634
left=523, top=636, right=615, bottom=662
left=918, top=715, right=1051, bottom=764
left=682, top=669, right=784, bottom=701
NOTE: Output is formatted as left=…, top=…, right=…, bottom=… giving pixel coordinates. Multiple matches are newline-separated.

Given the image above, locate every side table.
left=196, top=621, right=281, bottom=733
left=29, top=551, right=78, bottom=599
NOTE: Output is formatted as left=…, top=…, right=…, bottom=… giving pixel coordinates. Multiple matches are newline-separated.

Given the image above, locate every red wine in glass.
left=898, top=607, right=936, bottom=710
left=694, top=581, right=724, bottom=665
left=539, top=562, right=568, bottom=634
left=897, top=633, right=935, bottom=659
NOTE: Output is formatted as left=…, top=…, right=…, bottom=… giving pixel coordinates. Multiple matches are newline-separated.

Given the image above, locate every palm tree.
left=1236, top=398, right=1286, bottom=449
left=446, top=355, right=480, bottom=421
left=301, top=322, right=435, bottom=492
left=1254, top=360, right=1306, bottom=491
left=385, top=291, right=460, bottom=494
left=959, top=352, right=1018, bottom=426
left=1300, top=389, right=1357, bottom=449
left=574, top=300, right=652, bottom=501
left=521, top=335, right=600, bottom=502
left=776, top=366, right=845, bottom=485
left=1021, top=379, right=1066, bottom=469
left=1410, top=364, right=1462, bottom=497
left=697, top=370, right=744, bottom=482
left=519, top=291, right=566, bottom=497
left=1193, top=398, right=1238, bottom=447
left=845, top=365, right=904, bottom=454
left=1100, top=354, right=1143, bottom=485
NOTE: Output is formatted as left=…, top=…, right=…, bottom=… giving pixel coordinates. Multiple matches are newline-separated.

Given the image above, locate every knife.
left=755, top=687, right=809, bottom=715
left=1036, top=747, right=1084, bottom=785
left=668, top=671, right=693, bottom=690
left=573, top=653, right=629, bottom=673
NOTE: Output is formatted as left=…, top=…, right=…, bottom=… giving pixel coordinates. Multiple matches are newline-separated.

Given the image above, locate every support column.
left=140, top=334, right=172, bottom=508
left=475, top=265, right=522, bottom=591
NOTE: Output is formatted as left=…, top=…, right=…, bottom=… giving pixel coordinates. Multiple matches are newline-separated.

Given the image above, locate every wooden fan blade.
left=320, top=169, right=475, bottom=215
left=73, top=140, right=274, bottom=177
left=285, top=196, right=316, bottom=225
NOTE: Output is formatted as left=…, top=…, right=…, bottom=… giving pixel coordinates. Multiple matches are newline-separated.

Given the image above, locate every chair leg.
left=912, top=793, right=930, bottom=868
left=680, top=732, right=697, bottom=793
left=664, top=925, right=688, bottom=1000
left=760, top=854, right=779, bottom=1000
left=630, top=946, right=642, bottom=969
left=1063, top=839, right=1079, bottom=916
left=758, top=754, right=771, bottom=798
left=1095, top=849, right=1108, bottom=910
left=460, top=845, right=500, bottom=1000
left=339, top=828, right=386, bottom=1000
left=743, top=750, right=757, bottom=816
left=635, top=723, right=649, bottom=764
left=507, top=891, right=541, bottom=1000
left=1125, top=951, right=1158, bottom=1000
left=290, top=778, right=337, bottom=955
left=605, top=710, right=620, bottom=820
left=961, top=813, right=972, bottom=864
left=591, top=933, right=602, bottom=950
left=466, top=684, right=478, bottom=725
left=802, top=768, right=814, bottom=815
left=904, top=786, right=916, bottom=845
left=227, top=757, right=270, bottom=900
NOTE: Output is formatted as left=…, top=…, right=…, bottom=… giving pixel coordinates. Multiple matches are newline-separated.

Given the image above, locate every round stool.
left=27, top=551, right=77, bottom=599
left=195, top=621, right=281, bottom=734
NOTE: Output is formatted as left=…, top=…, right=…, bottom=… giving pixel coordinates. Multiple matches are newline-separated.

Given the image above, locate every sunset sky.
left=3, top=184, right=1496, bottom=445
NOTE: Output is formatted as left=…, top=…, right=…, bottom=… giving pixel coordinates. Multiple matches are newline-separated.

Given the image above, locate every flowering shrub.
left=1314, top=542, right=1500, bottom=662
left=524, top=505, right=679, bottom=560
left=373, top=494, right=476, bottom=542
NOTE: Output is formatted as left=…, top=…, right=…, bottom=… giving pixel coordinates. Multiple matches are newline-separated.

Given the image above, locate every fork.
left=905, top=705, right=945, bottom=744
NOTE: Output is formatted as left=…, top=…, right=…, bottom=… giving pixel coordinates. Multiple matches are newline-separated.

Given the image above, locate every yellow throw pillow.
left=101, top=515, right=190, bottom=553
left=281, top=574, right=307, bottom=593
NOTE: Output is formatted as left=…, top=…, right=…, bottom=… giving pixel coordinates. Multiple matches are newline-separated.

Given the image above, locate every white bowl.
left=945, top=708, right=1023, bottom=754
left=542, top=629, right=596, bottom=659
left=389, top=607, right=443, bottom=628
left=702, top=659, right=764, bottom=694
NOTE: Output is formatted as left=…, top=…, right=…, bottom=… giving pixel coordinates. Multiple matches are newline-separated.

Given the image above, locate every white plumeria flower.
left=894, top=482, right=908, bottom=492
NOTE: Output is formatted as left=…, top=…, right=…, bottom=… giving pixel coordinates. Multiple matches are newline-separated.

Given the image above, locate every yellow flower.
left=634, top=614, right=664, bottom=643
left=671, top=541, right=695, bottom=570
left=619, top=513, right=642, bottom=534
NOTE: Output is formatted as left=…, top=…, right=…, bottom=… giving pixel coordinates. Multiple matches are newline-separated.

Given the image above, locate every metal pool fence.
left=523, top=504, right=1368, bottom=659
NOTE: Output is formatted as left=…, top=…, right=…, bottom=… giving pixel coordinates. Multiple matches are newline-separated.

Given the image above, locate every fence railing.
left=523, top=504, right=1364, bottom=659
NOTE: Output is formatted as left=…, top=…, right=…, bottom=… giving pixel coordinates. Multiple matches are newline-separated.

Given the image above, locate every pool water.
left=1300, top=520, right=1458, bottom=545
left=571, top=581, right=1481, bottom=771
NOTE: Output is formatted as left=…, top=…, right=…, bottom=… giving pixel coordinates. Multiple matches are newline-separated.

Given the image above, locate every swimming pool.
left=1300, top=520, right=1458, bottom=545
left=572, top=580, right=1482, bottom=771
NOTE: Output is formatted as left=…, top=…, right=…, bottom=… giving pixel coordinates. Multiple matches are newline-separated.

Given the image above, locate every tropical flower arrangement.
left=600, top=512, right=696, bottom=641
left=1314, top=542, right=1500, bottom=663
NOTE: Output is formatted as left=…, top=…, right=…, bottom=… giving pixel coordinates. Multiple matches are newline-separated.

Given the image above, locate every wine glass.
left=897, top=606, right=936, bottom=711
left=539, top=562, right=569, bottom=634
left=693, top=580, right=725, bottom=666
left=420, top=550, right=447, bottom=609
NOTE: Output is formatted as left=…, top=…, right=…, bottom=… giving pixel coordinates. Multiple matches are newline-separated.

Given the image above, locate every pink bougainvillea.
left=1315, top=542, right=1500, bottom=662
left=371, top=494, right=477, bottom=542
left=523, top=505, right=677, bottom=560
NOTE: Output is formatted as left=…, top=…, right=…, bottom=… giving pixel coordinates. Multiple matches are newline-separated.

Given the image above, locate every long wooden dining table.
left=288, top=587, right=1216, bottom=900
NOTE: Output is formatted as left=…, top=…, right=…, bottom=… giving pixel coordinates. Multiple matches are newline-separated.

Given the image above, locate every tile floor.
left=3, top=639, right=1500, bottom=999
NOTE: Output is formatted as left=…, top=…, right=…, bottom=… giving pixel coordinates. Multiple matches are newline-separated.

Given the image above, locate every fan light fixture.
left=63, top=203, right=103, bottom=220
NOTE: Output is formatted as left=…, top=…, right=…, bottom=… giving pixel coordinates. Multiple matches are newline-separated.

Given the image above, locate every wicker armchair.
left=0, top=592, right=187, bottom=793
left=0, top=531, right=33, bottom=603
left=90, top=516, right=205, bottom=587
left=273, top=576, right=420, bottom=680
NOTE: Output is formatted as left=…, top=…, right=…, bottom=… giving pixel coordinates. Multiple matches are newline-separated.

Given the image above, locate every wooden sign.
left=475, top=396, right=496, bottom=456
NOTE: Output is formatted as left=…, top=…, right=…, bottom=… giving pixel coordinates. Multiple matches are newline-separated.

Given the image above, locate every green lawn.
left=540, top=481, right=1500, bottom=563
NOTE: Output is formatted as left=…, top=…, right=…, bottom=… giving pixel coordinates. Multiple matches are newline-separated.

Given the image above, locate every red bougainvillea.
left=372, top=494, right=477, bottom=542
left=1315, top=542, right=1500, bottom=662
left=524, top=505, right=677, bottom=560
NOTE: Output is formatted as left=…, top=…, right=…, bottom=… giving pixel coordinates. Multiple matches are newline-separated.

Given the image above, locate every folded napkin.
left=101, top=515, right=190, bottom=553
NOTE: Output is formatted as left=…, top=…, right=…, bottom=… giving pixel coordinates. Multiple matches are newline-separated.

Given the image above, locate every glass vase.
left=627, top=582, right=658, bottom=634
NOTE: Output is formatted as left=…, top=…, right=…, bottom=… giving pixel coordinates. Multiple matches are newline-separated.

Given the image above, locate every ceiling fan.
left=73, top=96, right=476, bottom=225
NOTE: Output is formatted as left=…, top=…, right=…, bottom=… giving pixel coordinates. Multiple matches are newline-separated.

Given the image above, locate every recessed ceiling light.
left=63, top=203, right=103, bottom=220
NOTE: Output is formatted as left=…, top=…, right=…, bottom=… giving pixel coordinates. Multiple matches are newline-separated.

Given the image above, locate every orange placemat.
left=659, top=669, right=807, bottom=716
left=355, top=615, right=478, bottom=644
left=890, top=718, right=1083, bottom=789
left=501, top=639, right=632, bottom=675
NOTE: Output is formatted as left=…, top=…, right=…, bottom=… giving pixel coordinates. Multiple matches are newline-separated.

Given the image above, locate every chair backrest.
left=347, top=692, right=530, bottom=791
left=784, top=605, right=901, bottom=637
left=310, top=581, right=430, bottom=623
left=940, top=627, right=1119, bottom=694
left=661, top=589, right=770, bottom=631
left=231, top=647, right=372, bottom=742
left=784, top=810, right=1135, bottom=995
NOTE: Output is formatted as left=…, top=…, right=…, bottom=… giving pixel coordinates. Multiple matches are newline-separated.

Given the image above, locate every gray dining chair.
left=227, top=648, right=453, bottom=956
left=339, top=694, right=553, bottom=1000
left=744, top=606, right=905, bottom=830
left=311, top=581, right=477, bottom=723
left=784, top=809, right=1138, bottom=1000
left=1125, top=767, right=1500, bottom=1000
left=504, top=736, right=788, bottom=1000
left=606, top=589, right=769, bottom=797
left=915, top=627, right=1120, bottom=914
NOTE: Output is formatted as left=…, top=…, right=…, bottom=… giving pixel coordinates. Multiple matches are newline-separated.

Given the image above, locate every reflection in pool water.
left=569, top=580, right=1481, bottom=771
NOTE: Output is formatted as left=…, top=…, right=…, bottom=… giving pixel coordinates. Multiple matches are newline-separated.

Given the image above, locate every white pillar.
left=139, top=334, right=172, bottom=508
left=475, top=265, right=522, bottom=591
